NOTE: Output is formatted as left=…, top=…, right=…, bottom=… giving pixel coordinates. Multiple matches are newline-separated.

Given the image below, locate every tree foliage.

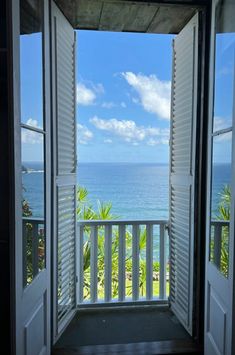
left=214, top=185, right=231, bottom=277
left=77, top=186, right=164, bottom=300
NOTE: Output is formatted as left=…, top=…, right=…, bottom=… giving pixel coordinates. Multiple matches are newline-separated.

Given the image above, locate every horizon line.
left=23, top=161, right=170, bottom=164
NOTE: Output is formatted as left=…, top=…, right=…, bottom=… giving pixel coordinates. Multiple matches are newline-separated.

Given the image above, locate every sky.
left=20, top=31, right=173, bottom=163
left=76, top=31, right=173, bottom=163
left=20, top=29, right=234, bottom=164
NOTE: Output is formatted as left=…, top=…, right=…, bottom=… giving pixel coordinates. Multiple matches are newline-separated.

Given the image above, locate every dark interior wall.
left=0, top=0, right=14, bottom=353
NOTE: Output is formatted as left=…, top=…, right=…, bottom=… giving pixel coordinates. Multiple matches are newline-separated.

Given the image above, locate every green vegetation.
left=217, top=184, right=231, bottom=221
left=77, top=186, right=116, bottom=221
left=77, top=186, right=169, bottom=300
left=218, top=185, right=231, bottom=276
left=211, top=184, right=230, bottom=277
left=217, top=185, right=230, bottom=277
left=22, top=195, right=45, bottom=285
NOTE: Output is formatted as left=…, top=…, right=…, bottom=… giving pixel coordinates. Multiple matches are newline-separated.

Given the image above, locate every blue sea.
left=22, top=162, right=231, bottom=220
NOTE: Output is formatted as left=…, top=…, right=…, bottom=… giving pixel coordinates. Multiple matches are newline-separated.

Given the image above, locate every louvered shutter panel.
left=169, top=13, right=198, bottom=335
left=51, top=1, right=77, bottom=335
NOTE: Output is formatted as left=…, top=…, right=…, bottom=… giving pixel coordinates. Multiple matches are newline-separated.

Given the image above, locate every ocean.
left=22, top=162, right=231, bottom=220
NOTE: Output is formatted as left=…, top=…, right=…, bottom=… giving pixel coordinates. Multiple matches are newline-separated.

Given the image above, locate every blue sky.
left=76, top=31, right=173, bottom=163
left=20, top=31, right=173, bottom=163
left=20, top=30, right=234, bottom=163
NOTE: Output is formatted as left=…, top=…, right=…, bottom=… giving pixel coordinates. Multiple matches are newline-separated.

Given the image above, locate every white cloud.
left=26, top=118, right=39, bottom=128
left=132, top=97, right=139, bottom=104
left=77, top=124, right=93, bottom=145
left=77, top=83, right=96, bottom=106
left=102, top=101, right=116, bottom=109
left=77, top=82, right=104, bottom=106
left=147, top=138, right=160, bottom=146
left=22, top=119, right=42, bottom=144
left=147, top=138, right=168, bottom=146
left=104, top=138, right=113, bottom=144
left=92, top=83, right=104, bottom=94
left=90, top=116, right=169, bottom=145
left=102, top=101, right=127, bottom=109
left=122, top=72, right=171, bottom=120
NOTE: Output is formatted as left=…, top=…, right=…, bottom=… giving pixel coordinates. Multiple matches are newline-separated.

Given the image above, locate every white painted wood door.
left=204, top=1, right=235, bottom=354
left=169, top=13, right=199, bottom=335
left=15, top=1, right=51, bottom=354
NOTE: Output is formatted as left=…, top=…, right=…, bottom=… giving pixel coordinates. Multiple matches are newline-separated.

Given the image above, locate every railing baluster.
left=146, top=223, right=153, bottom=300
left=105, top=225, right=112, bottom=302
left=77, top=225, right=84, bottom=304
left=23, top=220, right=28, bottom=286
left=159, top=223, right=166, bottom=299
left=90, top=225, right=98, bottom=303
left=77, top=219, right=170, bottom=305
left=32, top=221, right=39, bottom=278
left=132, top=224, right=140, bottom=301
left=118, top=224, right=126, bottom=302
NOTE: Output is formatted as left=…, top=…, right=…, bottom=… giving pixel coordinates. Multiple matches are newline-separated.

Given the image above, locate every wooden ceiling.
left=55, top=0, right=208, bottom=34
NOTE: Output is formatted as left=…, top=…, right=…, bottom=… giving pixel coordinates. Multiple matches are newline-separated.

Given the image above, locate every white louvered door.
left=169, top=13, right=199, bottom=335
left=51, top=1, right=77, bottom=339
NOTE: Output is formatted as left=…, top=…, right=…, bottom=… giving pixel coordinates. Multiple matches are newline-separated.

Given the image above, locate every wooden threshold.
left=52, top=339, right=202, bottom=355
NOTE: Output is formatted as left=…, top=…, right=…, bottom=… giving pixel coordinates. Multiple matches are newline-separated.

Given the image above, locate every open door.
left=15, top=0, right=51, bottom=354
left=51, top=1, right=77, bottom=341
left=205, top=1, right=235, bottom=354
left=169, top=13, right=199, bottom=335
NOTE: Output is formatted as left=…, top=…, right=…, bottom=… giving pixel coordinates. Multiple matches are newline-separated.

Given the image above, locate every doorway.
left=13, top=1, right=212, bottom=354
left=52, top=6, right=202, bottom=353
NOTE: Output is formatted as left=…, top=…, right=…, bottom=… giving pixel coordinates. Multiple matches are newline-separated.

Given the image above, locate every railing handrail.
left=211, top=220, right=229, bottom=226
left=77, top=219, right=168, bottom=226
left=22, top=217, right=44, bottom=223
left=23, top=217, right=229, bottom=227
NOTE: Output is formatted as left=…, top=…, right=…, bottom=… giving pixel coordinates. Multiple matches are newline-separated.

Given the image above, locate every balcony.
left=22, top=217, right=228, bottom=354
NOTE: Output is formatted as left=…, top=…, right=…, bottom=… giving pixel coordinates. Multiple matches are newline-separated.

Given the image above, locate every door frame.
left=5, top=0, right=215, bottom=352
left=204, top=0, right=235, bottom=353
left=3, top=0, right=21, bottom=352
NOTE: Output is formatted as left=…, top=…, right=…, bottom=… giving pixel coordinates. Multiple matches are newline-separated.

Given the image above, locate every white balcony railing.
left=22, top=217, right=45, bottom=286
left=22, top=217, right=230, bottom=307
left=77, top=219, right=169, bottom=305
left=210, top=220, right=229, bottom=270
